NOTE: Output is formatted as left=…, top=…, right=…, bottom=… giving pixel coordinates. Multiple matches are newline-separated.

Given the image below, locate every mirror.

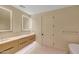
left=22, top=15, right=32, bottom=32
left=0, top=7, right=12, bottom=32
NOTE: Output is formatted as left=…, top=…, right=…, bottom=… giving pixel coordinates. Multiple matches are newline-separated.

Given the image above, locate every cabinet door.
left=18, top=35, right=35, bottom=49
left=41, top=16, right=53, bottom=47
left=0, top=40, right=19, bottom=54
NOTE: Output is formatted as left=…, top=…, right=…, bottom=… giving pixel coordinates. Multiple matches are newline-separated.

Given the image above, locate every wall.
left=32, top=6, right=79, bottom=52
left=0, top=5, right=31, bottom=38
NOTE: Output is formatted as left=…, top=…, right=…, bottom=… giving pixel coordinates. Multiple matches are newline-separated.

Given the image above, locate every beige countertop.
left=0, top=32, right=35, bottom=44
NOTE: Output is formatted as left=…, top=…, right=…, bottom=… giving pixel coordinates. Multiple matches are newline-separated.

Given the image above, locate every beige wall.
left=32, top=6, right=79, bottom=52
left=0, top=5, right=31, bottom=38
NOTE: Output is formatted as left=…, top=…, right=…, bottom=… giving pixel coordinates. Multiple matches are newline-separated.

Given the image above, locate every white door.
left=41, top=16, right=54, bottom=47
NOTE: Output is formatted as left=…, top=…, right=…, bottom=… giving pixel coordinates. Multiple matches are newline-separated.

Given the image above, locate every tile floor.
left=16, top=41, right=67, bottom=54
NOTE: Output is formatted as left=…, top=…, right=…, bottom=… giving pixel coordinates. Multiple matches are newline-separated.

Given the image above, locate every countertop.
left=0, top=32, right=35, bottom=44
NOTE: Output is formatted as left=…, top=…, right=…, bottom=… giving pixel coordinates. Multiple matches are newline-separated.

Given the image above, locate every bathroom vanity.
left=0, top=33, right=35, bottom=54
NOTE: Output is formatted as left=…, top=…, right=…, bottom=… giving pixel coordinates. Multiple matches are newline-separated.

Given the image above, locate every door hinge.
left=53, top=24, right=55, bottom=28
left=52, top=34, right=54, bottom=36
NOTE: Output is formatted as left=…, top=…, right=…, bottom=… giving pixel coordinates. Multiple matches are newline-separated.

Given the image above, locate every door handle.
left=41, top=33, right=44, bottom=36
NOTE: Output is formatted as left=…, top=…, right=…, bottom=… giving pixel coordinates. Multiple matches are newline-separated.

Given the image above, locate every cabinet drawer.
left=18, top=35, right=35, bottom=49
left=0, top=40, right=19, bottom=54
left=19, top=35, right=35, bottom=45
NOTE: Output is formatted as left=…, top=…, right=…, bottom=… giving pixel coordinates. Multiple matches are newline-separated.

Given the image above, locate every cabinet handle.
left=0, top=47, right=14, bottom=53
left=20, top=41, right=28, bottom=45
left=20, top=39, right=34, bottom=45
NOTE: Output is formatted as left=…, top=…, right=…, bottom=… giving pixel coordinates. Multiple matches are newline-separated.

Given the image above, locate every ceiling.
left=13, top=5, right=72, bottom=15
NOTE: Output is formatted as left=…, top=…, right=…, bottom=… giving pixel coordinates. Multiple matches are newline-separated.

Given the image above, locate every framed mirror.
left=0, top=7, right=12, bottom=32
left=22, top=15, right=32, bottom=32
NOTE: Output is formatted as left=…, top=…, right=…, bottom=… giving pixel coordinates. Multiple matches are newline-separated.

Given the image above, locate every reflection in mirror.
left=0, top=7, right=12, bottom=32
left=22, top=15, right=32, bottom=32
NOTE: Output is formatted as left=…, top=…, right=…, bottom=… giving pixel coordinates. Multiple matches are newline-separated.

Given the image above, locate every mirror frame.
left=22, top=15, right=32, bottom=32
left=0, top=7, right=12, bottom=32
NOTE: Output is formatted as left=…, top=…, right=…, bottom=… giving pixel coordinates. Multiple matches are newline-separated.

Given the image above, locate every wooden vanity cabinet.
left=0, top=34, right=35, bottom=54
left=0, top=40, right=19, bottom=54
